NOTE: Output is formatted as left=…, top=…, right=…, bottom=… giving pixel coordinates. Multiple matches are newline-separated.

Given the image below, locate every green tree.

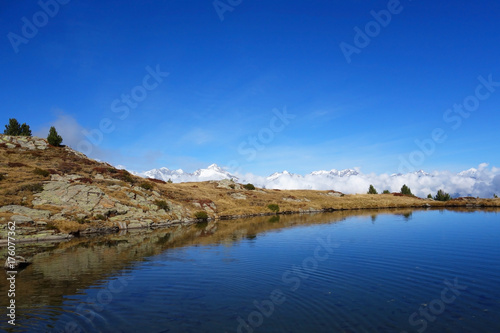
left=367, top=184, right=378, bottom=194
left=20, top=123, right=32, bottom=136
left=243, top=183, right=256, bottom=190
left=427, top=194, right=433, bottom=199
left=47, top=126, right=63, bottom=146
left=194, top=211, right=208, bottom=220
left=434, top=189, right=451, bottom=201
left=267, top=204, right=280, bottom=212
left=382, top=190, right=390, bottom=194
left=401, top=184, right=413, bottom=196
left=494, top=194, right=498, bottom=199
left=4, top=118, right=31, bottom=136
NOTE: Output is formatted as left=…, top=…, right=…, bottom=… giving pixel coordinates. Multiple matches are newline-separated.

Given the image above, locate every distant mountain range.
left=129, top=164, right=500, bottom=198
left=134, top=164, right=437, bottom=185
left=133, top=164, right=239, bottom=183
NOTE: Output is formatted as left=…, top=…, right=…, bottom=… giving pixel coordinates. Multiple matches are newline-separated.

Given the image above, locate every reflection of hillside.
left=1, top=208, right=497, bottom=314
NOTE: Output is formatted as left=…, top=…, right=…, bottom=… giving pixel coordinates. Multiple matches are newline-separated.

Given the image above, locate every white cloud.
left=34, top=112, right=86, bottom=149
left=136, top=163, right=500, bottom=198
left=235, top=164, right=500, bottom=198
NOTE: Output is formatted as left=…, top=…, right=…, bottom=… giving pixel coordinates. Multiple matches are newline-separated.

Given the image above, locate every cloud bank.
left=136, top=163, right=500, bottom=199
left=240, top=163, right=500, bottom=198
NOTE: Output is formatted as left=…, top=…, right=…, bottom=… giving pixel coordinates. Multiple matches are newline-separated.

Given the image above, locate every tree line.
left=368, top=183, right=454, bottom=201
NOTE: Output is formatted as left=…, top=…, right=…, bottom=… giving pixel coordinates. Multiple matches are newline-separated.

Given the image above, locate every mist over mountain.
left=132, top=163, right=500, bottom=199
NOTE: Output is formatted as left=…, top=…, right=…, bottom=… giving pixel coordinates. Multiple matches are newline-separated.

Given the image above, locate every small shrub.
left=401, top=184, right=413, bottom=196
left=154, top=200, right=170, bottom=211
left=367, top=185, right=378, bottom=194
left=427, top=194, right=433, bottom=199
left=114, top=170, right=135, bottom=184
left=8, top=162, right=27, bottom=167
left=95, top=214, right=107, bottom=221
left=75, top=216, right=88, bottom=224
left=434, top=189, right=451, bottom=202
left=58, top=162, right=81, bottom=173
left=0, top=174, right=5, bottom=181
left=33, top=168, right=50, bottom=177
left=167, top=178, right=173, bottom=183
left=149, top=178, right=166, bottom=184
left=75, top=177, right=93, bottom=184
left=194, top=211, right=208, bottom=220
left=267, top=204, right=280, bottom=212
left=382, top=190, right=390, bottom=194
left=45, top=222, right=59, bottom=231
left=243, top=183, right=256, bottom=190
left=139, top=182, right=154, bottom=190
left=19, top=182, right=44, bottom=193
left=93, top=167, right=109, bottom=173
left=494, top=194, right=498, bottom=199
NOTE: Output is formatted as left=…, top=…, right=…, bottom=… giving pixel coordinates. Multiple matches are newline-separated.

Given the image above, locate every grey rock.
left=230, top=193, right=247, bottom=200
left=11, top=215, right=33, bottom=224
left=0, top=205, right=51, bottom=219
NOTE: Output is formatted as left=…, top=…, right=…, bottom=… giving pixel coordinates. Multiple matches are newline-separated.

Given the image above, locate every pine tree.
left=4, top=118, right=21, bottom=135
left=367, top=184, right=378, bottom=194
left=47, top=126, right=63, bottom=146
left=401, top=184, right=413, bottom=196
left=3, top=119, right=31, bottom=136
left=434, top=189, right=451, bottom=201
left=20, top=123, right=32, bottom=136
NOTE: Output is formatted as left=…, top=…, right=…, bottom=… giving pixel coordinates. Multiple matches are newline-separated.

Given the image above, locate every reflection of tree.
left=268, top=215, right=280, bottom=223
left=402, top=212, right=413, bottom=221
left=371, top=215, right=377, bottom=223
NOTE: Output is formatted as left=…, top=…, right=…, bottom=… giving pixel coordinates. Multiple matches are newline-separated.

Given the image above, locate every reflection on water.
left=1, top=208, right=499, bottom=332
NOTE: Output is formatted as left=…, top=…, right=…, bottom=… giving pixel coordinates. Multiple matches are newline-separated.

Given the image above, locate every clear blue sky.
left=2, top=0, right=499, bottom=175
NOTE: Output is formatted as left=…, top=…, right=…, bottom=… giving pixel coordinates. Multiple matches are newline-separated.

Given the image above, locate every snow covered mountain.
left=137, top=164, right=239, bottom=183
left=308, top=168, right=359, bottom=177
left=458, top=168, right=478, bottom=179
left=132, top=163, right=500, bottom=198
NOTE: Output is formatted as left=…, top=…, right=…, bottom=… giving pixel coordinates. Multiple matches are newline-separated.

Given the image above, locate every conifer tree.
left=47, top=126, right=63, bottom=146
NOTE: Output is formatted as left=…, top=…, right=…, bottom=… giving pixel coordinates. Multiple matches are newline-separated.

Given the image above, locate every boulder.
left=10, top=215, right=33, bottom=224
left=0, top=205, right=51, bottom=219
left=230, top=193, right=247, bottom=200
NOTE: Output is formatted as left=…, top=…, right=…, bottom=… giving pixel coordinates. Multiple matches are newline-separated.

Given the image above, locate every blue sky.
left=1, top=0, right=499, bottom=175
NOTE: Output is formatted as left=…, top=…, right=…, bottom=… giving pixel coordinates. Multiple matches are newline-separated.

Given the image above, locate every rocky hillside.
left=1, top=135, right=499, bottom=243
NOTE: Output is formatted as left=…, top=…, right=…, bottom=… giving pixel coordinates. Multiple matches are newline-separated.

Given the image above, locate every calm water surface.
left=1, top=209, right=499, bottom=332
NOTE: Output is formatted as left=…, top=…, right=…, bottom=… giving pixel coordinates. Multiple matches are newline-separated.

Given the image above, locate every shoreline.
left=2, top=202, right=498, bottom=246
